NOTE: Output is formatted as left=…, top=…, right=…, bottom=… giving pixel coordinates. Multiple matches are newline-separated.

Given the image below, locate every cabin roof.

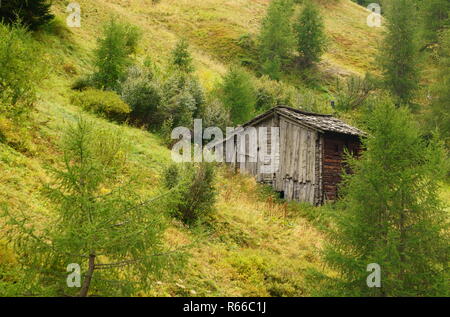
left=245, top=106, right=364, bottom=137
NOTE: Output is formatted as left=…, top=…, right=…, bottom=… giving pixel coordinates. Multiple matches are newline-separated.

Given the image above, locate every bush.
left=201, top=99, right=231, bottom=130
left=71, top=75, right=96, bottom=91
left=168, top=163, right=217, bottom=226
left=121, top=66, right=163, bottom=126
left=334, top=74, right=376, bottom=112
left=71, top=89, right=131, bottom=121
left=162, top=164, right=180, bottom=189
left=237, top=33, right=258, bottom=67
left=160, top=73, right=205, bottom=129
left=0, top=23, right=43, bottom=121
left=255, top=76, right=302, bottom=111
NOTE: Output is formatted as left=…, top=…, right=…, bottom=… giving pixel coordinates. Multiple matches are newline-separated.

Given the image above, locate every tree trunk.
left=79, top=254, right=95, bottom=297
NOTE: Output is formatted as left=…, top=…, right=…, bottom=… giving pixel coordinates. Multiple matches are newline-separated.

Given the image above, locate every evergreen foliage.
left=219, top=66, right=256, bottom=125
left=0, top=0, right=54, bottom=30
left=318, top=101, right=449, bottom=296
left=168, top=163, right=217, bottom=226
left=378, top=0, right=420, bottom=106
left=294, top=1, right=326, bottom=66
left=160, top=72, right=205, bottom=129
left=171, top=39, right=194, bottom=73
left=1, top=117, right=180, bottom=296
left=93, top=19, right=141, bottom=91
left=121, top=65, right=163, bottom=126
left=258, top=0, right=295, bottom=80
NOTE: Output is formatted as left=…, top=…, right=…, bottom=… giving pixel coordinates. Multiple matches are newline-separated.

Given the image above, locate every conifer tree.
left=319, top=100, right=449, bottom=296
left=378, top=0, right=420, bottom=106
left=171, top=39, right=194, bottom=73
left=93, top=19, right=141, bottom=91
left=294, top=0, right=326, bottom=66
left=1, top=116, right=179, bottom=296
left=0, top=0, right=54, bottom=30
left=220, top=66, right=256, bottom=125
left=258, top=0, right=295, bottom=80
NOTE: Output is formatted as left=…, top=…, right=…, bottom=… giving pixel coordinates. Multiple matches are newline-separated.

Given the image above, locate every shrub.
left=160, top=73, right=205, bottom=128
left=236, top=33, right=258, bottom=67
left=162, top=163, right=180, bottom=189
left=121, top=66, right=163, bottom=126
left=160, top=117, right=174, bottom=146
left=255, top=76, right=302, bottom=111
left=334, top=74, right=376, bottom=112
left=0, top=23, right=43, bottom=121
left=201, top=99, right=231, bottom=130
left=71, top=75, right=96, bottom=91
left=168, top=163, right=217, bottom=226
left=71, top=89, right=131, bottom=121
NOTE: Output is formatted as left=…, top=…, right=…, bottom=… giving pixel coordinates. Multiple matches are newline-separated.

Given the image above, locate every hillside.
left=49, top=0, right=382, bottom=88
left=1, top=0, right=447, bottom=297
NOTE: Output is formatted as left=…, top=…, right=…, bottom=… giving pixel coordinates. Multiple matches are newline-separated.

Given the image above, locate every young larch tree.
left=319, top=100, right=449, bottom=296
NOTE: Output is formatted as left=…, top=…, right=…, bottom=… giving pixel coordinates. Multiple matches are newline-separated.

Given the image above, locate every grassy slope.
left=1, top=0, right=447, bottom=296
left=53, top=0, right=382, bottom=86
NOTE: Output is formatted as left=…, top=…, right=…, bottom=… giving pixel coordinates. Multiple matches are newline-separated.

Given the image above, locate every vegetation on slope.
left=0, top=0, right=448, bottom=296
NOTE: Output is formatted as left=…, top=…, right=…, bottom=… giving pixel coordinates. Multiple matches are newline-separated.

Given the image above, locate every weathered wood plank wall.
left=238, top=114, right=321, bottom=205
left=322, top=133, right=360, bottom=202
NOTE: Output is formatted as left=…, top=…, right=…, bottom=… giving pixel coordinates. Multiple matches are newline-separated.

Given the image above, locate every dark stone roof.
left=245, top=106, right=364, bottom=137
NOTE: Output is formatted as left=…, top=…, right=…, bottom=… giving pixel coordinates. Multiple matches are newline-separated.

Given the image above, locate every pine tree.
left=167, top=162, right=217, bottom=226
left=93, top=19, right=141, bottom=91
left=0, top=0, right=54, bottom=30
left=171, top=39, right=194, bottom=73
left=294, top=0, right=326, bottom=66
left=1, top=116, right=181, bottom=296
left=318, top=100, right=449, bottom=296
left=258, top=0, right=295, bottom=80
left=220, top=66, right=256, bottom=125
left=378, top=0, right=420, bottom=106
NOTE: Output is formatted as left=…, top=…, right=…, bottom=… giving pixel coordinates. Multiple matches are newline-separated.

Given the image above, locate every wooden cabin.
left=229, top=106, right=363, bottom=205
